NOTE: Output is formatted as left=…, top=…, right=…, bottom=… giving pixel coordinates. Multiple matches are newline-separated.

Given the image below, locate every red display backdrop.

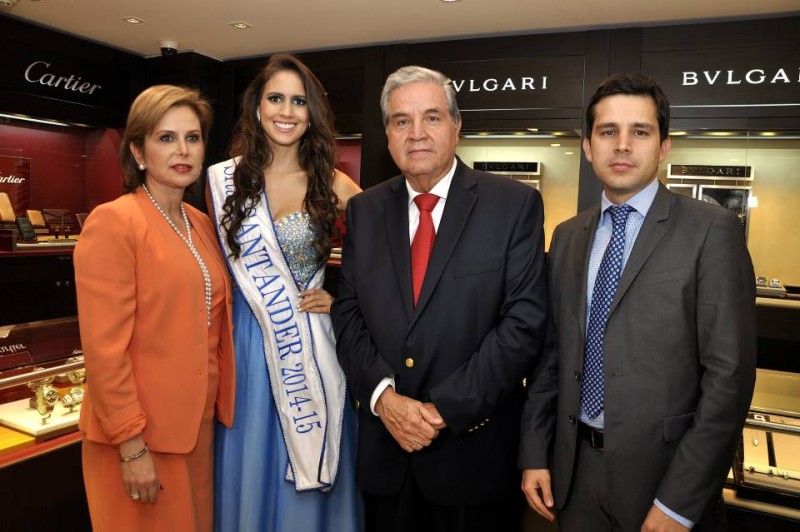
left=0, top=121, right=122, bottom=225
left=337, top=139, right=361, bottom=186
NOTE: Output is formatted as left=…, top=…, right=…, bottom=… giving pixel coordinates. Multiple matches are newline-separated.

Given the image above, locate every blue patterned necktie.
left=581, top=204, right=634, bottom=419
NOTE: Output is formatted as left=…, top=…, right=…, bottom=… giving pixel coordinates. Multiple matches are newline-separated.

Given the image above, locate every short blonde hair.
left=120, top=85, right=213, bottom=192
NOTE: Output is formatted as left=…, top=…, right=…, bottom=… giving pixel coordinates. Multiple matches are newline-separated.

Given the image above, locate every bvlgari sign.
left=682, top=68, right=798, bottom=87
left=642, top=47, right=800, bottom=109
left=474, top=161, right=541, bottom=175
left=432, top=56, right=584, bottom=112
left=668, top=164, right=753, bottom=181
left=451, top=76, right=548, bottom=94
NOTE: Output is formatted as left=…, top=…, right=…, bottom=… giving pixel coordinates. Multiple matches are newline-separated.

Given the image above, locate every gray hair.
left=380, top=65, right=461, bottom=128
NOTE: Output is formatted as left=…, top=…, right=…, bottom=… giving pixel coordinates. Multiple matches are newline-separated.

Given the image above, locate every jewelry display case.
left=732, top=369, right=800, bottom=510
left=0, top=317, right=83, bottom=456
left=0, top=316, right=91, bottom=530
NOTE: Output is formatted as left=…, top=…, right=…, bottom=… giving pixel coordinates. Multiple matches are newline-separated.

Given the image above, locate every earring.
left=138, top=164, right=146, bottom=171
left=256, top=109, right=261, bottom=122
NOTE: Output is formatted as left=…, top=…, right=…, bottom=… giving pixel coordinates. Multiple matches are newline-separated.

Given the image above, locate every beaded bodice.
left=274, top=211, right=319, bottom=288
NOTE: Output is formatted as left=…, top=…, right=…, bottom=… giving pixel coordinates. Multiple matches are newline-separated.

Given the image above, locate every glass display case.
left=0, top=317, right=83, bottom=456
left=457, top=130, right=582, bottom=252
left=0, top=114, right=123, bottom=248
left=662, top=130, right=800, bottom=296
left=732, top=369, right=800, bottom=510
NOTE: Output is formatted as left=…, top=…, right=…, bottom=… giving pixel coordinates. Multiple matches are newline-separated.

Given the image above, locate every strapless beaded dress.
left=274, top=211, right=318, bottom=288
left=214, top=211, right=362, bottom=532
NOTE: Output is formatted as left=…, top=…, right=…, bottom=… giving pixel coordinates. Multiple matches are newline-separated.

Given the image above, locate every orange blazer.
left=74, top=189, right=235, bottom=454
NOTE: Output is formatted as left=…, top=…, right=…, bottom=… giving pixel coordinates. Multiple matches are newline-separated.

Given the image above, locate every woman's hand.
left=298, top=289, right=334, bottom=314
left=119, top=436, right=160, bottom=504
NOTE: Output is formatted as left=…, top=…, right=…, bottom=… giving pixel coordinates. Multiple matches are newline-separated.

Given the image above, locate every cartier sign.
left=0, top=344, right=27, bottom=355
left=2, top=40, right=127, bottom=111
left=0, top=156, right=32, bottom=215
left=24, top=60, right=102, bottom=95
left=0, top=175, right=26, bottom=184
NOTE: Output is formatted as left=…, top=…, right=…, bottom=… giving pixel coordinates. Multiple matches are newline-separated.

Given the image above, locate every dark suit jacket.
left=519, top=183, right=756, bottom=528
left=331, top=160, right=547, bottom=505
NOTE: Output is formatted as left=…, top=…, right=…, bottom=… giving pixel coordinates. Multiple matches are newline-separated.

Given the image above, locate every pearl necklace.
left=142, top=185, right=212, bottom=327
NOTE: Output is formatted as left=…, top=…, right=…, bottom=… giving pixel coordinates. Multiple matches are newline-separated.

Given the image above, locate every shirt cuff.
left=654, top=499, right=694, bottom=529
left=370, top=376, right=395, bottom=416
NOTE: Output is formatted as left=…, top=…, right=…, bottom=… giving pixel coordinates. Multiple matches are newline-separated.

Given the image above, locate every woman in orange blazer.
left=74, top=85, right=235, bottom=532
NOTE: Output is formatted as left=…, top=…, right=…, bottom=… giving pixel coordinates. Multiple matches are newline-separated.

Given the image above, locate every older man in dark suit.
left=519, top=73, right=756, bottom=532
left=331, top=65, right=547, bottom=532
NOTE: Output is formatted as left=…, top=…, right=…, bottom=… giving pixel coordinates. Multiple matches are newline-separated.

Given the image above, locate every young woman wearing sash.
left=75, top=85, right=235, bottom=531
left=208, top=54, right=362, bottom=531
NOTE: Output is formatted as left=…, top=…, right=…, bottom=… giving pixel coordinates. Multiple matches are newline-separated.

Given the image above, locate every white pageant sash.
left=208, top=159, right=345, bottom=491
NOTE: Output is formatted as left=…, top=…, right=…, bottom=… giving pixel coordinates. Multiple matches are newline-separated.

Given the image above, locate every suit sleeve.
left=518, top=233, right=560, bottom=469
left=655, top=208, right=756, bottom=521
left=74, top=204, right=147, bottom=444
left=331, top=199, right=397, bottom=408
left=429, top=187, right=548, bottom=435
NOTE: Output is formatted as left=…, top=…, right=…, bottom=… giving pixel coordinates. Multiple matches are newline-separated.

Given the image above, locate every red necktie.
left=411, top=193, right=439, bottom=305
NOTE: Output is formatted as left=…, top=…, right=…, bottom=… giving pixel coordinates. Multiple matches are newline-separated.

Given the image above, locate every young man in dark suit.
left=332, top=65, right=547, bottom=532
left=519, top=73, right=756, bottom=531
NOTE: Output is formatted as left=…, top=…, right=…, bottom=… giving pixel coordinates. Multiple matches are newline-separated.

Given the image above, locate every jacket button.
left=405, top=358, right=414, bottom=368
left=574, top=371, right=581, bottom=381
left=569, top=415, right=577, bottom=425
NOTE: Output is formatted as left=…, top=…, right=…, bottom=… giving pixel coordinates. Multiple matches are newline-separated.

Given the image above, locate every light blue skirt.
left=215, top=288, right=363, bottom=532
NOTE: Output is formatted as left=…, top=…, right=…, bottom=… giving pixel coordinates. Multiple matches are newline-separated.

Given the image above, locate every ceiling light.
left=122, top=16, right=145, bottom=24
left=706, top=131, right=737, bottom=137
left=228, top=21, right=252, bottom=29
left=550, top=143, right=561, bottom=147
left=669, top=131, right=687, bottom=136
left=759, top=131, right=778, bottom=137
left=564, top=151, right=574, bottom=155
left=526, top=128, right=539, bottom=132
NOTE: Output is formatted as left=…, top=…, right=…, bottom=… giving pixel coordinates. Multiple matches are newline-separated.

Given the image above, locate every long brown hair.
left=221, top=53, right=339, bottom=262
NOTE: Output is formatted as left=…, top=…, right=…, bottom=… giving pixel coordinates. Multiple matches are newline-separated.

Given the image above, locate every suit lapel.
left=134, top=189, right=229, bottom=299
left=576, top=207, right=600, bottom=338
left=610, top=184, right=672, bottom=314
left=384, top=178, right=414, bottom=320
left=410, top=162, right=477, bottom=327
